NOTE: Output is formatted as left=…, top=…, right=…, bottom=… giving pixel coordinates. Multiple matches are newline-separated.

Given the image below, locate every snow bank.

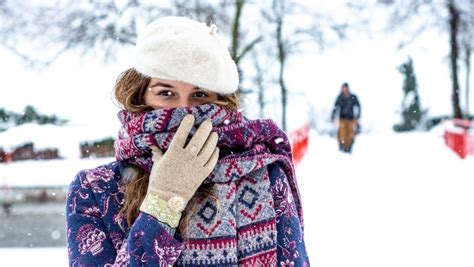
left=297, top=130, right=474, bottom=267
left=0, top=122, right=117, bottom=159
left=0, top=158, right=114, bottom=187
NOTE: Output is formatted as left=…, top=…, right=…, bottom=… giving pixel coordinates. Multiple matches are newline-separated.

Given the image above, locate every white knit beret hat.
left=134, top=16, right=239, bottom=95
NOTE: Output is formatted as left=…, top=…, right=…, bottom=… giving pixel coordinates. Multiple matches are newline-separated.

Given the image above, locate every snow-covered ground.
left=0, top=247, right=67, bottom=266
left=0, top=157, right=113, bottom=188
left=1, top=128, right=473, bottom=266
left=298, top=130, right=474, bottom=267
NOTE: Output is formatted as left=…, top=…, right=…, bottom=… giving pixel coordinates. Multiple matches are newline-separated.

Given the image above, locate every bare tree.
left=171, top=0, right=230, bottom=26
left=3, top=0, right=230, bottom=68
left=274, top=0, right=288, bottom=130
left=229, top=0, right=262, bottom=95
left=1, top=1, right=33, bottom=58
left=448, top=0, right=463, bottom=118
left=460, top=0, right=474, bottom=117
left=251, top=49, right=268, bottom=118
left=262, top=0, right=350, bottom=130
left=383, top=0, right=472, bottom=118
left=4, top=0, right=356, bottom=127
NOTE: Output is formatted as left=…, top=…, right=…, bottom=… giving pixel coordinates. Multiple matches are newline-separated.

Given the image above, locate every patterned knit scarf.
left=115, top=104, right=303, bottom=266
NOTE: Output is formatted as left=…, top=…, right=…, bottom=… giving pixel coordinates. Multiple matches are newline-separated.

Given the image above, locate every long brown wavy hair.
left=114, top=68, right=239, bottom=236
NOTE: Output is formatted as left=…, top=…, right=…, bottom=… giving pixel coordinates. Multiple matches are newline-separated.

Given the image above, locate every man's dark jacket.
left=331, top=93, right=361, bottom=120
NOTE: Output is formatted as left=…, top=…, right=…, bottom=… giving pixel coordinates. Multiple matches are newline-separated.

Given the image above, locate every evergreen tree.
left=394, top=57, right=425, bottom=132
left=16, top=105, right=40, bottom=125
left=0, top=106, right=67, bottom=131
left=0, top=108, right=11, bottom=132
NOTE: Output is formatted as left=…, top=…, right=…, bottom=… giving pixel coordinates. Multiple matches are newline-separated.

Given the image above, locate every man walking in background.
left=331, top=82, right=361, bottom=153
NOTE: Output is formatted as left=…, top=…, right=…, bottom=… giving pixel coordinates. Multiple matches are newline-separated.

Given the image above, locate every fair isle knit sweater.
left=66, top=104, right=309, bottom=266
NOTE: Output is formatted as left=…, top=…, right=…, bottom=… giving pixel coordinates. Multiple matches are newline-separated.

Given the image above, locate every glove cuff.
left=140, top=193, right=184, bottom=228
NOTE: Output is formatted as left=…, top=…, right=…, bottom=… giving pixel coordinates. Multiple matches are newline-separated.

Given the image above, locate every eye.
left=193, top=91, right=209, bottom=98
left=157, top=90, right=174, bottom=97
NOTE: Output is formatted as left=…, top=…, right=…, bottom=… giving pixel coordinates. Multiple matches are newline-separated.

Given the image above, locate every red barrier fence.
left=289, top=124, right=310, bottom=165
left=444, top=119, right=474, bottom=159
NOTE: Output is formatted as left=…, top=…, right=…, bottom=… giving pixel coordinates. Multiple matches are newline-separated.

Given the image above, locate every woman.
left=66, top=16, right=309, bottom=266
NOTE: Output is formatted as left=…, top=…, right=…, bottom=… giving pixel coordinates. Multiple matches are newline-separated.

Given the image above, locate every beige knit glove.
left=140, top=114, right=219, bottom=227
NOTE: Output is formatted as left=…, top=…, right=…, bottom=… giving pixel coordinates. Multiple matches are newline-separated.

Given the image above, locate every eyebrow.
left=150, top=82, right=174, bottom=88
left=150, top=82, right=201, bottom=90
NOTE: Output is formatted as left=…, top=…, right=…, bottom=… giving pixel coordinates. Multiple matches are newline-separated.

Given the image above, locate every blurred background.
left=1, top=0, right=473, bottom=266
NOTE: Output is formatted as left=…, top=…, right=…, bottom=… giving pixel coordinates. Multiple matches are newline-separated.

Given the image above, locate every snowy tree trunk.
left=277, top=17, right=287, bottom=131
left=448, top=0, right=463, bottom=118
left=231, top=0, right=244, bottom=87
left=466, top=45, right=472, bottom=117
left=463, top=0, right=474, bottom=117
left=252, top=50, right=266, bottom=118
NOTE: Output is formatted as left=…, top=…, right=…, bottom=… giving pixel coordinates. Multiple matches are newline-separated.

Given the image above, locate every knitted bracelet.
left=139, top=193, right=184, bottom=228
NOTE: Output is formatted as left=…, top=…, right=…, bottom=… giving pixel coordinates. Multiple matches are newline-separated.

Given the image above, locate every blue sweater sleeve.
left=268, top=163, right=310, bottom=266
left=66, top=171, right=185, bottom=266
